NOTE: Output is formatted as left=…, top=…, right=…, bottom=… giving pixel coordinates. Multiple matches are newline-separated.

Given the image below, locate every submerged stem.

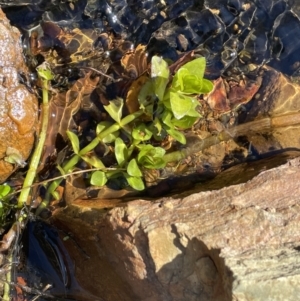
left=37, top=109, right=144, bottom=215
left=17, top=79, right=50, bottom=208
left=2, top=252, right=12, bottom=301
left=163, top=112, right=300, bottom=163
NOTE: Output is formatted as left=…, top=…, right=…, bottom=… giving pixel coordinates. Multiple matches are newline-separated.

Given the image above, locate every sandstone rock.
left=0, top=9, right=38, bottom=182
left=52, top=155, right=300, bottom=301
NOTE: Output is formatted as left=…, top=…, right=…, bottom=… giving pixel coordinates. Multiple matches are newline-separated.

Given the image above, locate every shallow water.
left=2, top=1, right=300, bottom=300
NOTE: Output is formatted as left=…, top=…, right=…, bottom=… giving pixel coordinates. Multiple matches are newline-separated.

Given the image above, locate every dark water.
left=2, top=0, right=300, bottom=77
left=2, top=0, right=300, bottom=300
left=14, top=220, right=103, bottom=301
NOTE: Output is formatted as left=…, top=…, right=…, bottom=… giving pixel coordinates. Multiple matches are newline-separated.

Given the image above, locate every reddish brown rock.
left=52, top=156, right=300, bottom=301
left=0, top=9, right=38, bottom=182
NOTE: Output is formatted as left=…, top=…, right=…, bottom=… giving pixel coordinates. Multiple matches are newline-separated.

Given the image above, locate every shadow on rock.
left=155, top=237, right=233, bottom=301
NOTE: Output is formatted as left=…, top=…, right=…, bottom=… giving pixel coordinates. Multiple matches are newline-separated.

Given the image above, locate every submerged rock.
left=52, top=156, right=300, bottom=301
left=0, top=9, right=38, bottom=182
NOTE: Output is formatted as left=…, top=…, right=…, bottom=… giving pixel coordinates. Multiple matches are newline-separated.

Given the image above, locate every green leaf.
left=201, top=78, right=214, bottom=94
left=137, top=144, right=154, bottom=159
left=137, top=145, right=166, bottom=169
left=151, top=56, right=170, bottom=101
left=67, top=130, right=80, bottom=154
left=103, top=132, right=120, bottom=143
left=127, top=159, right=143, bottom=177
left=138, top=79, right=155, bottom=115
left=153, top=117, right=162, bottom=135
left=173, top=69, right=206, bottom=94
left=171, top=57, right=213, bottom=94
left=151, top=56, right=170, bottom=79
left=115, top=137, right=128, bottom=166
left=149, top=121, right=167, bottom=141
left=36, top=62, right=54, bottom=80
left=180, top=57, right=206, bottom=79
left=96, top=121, right=119, bottom=143
left=162, top=89, right=172, bottom=110
left=170, top=92, right=188, bottom=119
left=166, top=127, right=186, bottom=144
left=181, top=74, right=203, bottom=94
left=152, top=147, right=166, bottom=158
left=172, top=68, right=189, bottom=91
left=0, top=184, right=11, bottom=199
left=132, top=124, right=153, bottom=141
left=170, top=92, right=200, bottom=119
left=144, top=157, right=166, bottom=169
left=104, top=97, right=123, bottom=123
left=81, top=155, right=105, bottom=169
left=172, top=115, right=198, bottom=129
left=185, top=102, right=201, bottom=118
left=161, top=109, right=173, bottom=127
left=91, top=171, right=107, bottom=186
left=137, top=144, right=166, bottom=160
left=125, top=174, right=145, bottom=191
left=96, top=121, right=113, bottom=134
left=57, top=165, right=66, bottom=176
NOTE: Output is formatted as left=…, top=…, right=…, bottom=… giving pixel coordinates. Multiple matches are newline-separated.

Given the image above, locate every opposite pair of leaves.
left=132, top=123, right=153, bottom=141
left=125, top=158, right=144, bottom=190
left=104, top=97, right=123, bottom=123
left=172, top=57, right=213, bottom=94
left=137, top=144, right=166, bottom=169
left=67, top=130, right=105, bottom=169
left=91, top=158, right=144, bottom=191
left=170, top=57, right=213, bottom=120
left=160, top=110, right=187, bottom=144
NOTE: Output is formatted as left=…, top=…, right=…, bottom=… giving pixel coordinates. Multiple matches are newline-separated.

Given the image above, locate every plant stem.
left=163, top=150, right=186, bottom=163
left=2, top=252, right=12, bottom=301
left=17, top=79, right=49, bottom=208
left=162, top=115, right=282, bottom=163
left=2, top=214, right=26, bottom=300
left=79, top=124, right=121, bottom=155
left=37, top=109, right=144, bottom=215
left=79, top=110, right=144, bottom=155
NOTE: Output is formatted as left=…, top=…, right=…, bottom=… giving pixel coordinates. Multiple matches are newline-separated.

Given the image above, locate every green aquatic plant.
left=37, top=55, right=213, bottom=212
left=0, top=61, right=55, bottom=296
left=1, top=56, right=210, bottom=301
left=18, top=62, right=54, bottom=208
left=140, top=56, right=213, bottom=144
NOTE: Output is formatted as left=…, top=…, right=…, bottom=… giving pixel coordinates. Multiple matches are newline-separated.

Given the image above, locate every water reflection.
left=3, top=0, right=300, bottom=78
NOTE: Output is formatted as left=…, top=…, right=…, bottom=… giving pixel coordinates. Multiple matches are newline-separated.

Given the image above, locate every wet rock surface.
left=0, top=8, right=38, bottom=182
left=52, top=156, right=300, bottom=301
